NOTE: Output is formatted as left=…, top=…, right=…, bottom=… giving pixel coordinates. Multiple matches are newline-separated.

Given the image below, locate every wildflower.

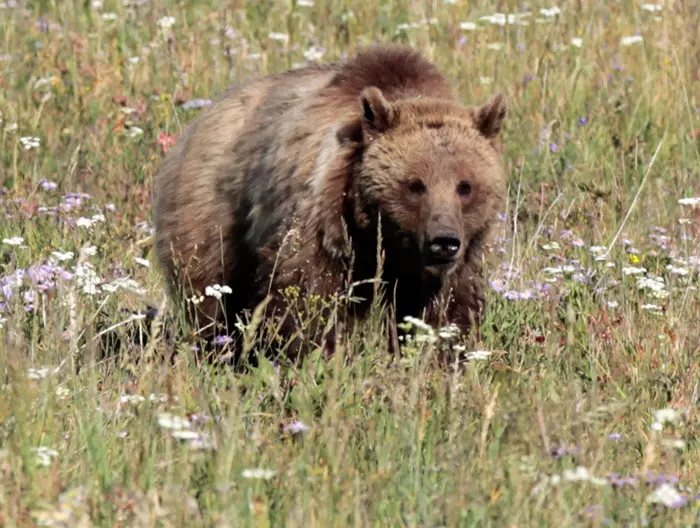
left=157, top=16, right=176, bottom=30
left=205, top=284, right=232, bottom=300
left=19, top=136, right=40, bottom=150
left=127, top=126, right=143, bottom=138
left=653, top=408, right=682, bottom=426
left=486, top=42, right=503, bottom=50
left=32, top=447, right=59, bottom=467
left=268, top=32, right=288, bottom=41
left=459, top=22, right=477, bottom=30
left=647, top=483, right=686, bottom=508
left=76, top=214, right=105, bottom=229
left=213, top=335, right=233, bottom=346
left=303, top=45, right=325, bottom=62
left=414, top=333, right=438, bottom=345
left=622, top=266, right=646, bottom=276
left=3, top=236, right=25, bottom=246
left=297, top=0, right=314, bottom=6
left=158, top=132, right=177, bottom=153
left=402, top=315, right=434, bottom=334
left=661, top=439, right=686, bottom=450
left=571, top=38, right=583, bottom=48
left=39, top=179, right=57, bottom=190
left=539, top=7, right=561, bottom=17
left=666, top=265, right=688, bottom=276
left=171, top=430, right=200, bottom=440
left=157, top=413, right=190, bottom=430
left=637, top=276, right=669, bottom=298
left=73, top=262, right=101, bottom=295
left=242, top=468, right=276, bottom=480
left=120, top=394, right=146, bottom=405
left=464, top=350, right=492, bottom=361
left=189, top=432, right=216, bottom=450
left=541, top=242, right=560, bottom=251
left=55, top=385, right=70, bottom=399
left=608, top=474, right=638, bottom=488
left=543, top=267, right=564, bottom=275
left=189, top=294, right=204, bottom=305
left=81, top=245, right=97, bottom=257
left=282, top=420, right=310, bottom=435
left=188, top=413, right=212, bottom=425
left=28, top=367, right=58, bottom=380
left=101, top=278, right=146, bottom=295
left=479, top=13, right=530, bottom=26
left=149, top=393, right=170, bottom=403
left=607, top=301, right=619, bottom=308
left=620, top=35, right=643, bottom=46
left=562, top=466, right=608, bottom=486
left=438, top=324, right=460, bottom=339
left=608, top=432, right=622, bottom=441
left=678, top=197, right=700, bottom=207
left=134, top=257, right=150, bottom=267
left=479, top=76, right=492, bottom=85
left=641, top=3, right=663, bottom=12
left=181, top=99, right=212, bottom=110
left=489, top=278, right=506, bottom=292
left=101, top=12, right=117, bottom=20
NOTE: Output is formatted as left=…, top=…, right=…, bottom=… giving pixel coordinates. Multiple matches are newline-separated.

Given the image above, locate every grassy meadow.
left=1, top=0, right=699, bottom=525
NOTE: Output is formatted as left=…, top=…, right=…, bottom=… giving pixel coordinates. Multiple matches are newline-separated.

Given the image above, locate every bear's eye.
left=457, top=181, right=472, bottom=197
left=407, top=178, right=427, bottom=195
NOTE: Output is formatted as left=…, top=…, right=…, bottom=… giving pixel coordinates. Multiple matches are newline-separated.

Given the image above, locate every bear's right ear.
left=475, top=93, right=508, bottom=139
left=360, top=86, right=394, bottom=138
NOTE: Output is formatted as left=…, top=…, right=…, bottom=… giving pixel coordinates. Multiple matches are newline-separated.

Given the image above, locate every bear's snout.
left=427, top=234, right=461, bottom=262
left=424, top=216, right=463, bottom=270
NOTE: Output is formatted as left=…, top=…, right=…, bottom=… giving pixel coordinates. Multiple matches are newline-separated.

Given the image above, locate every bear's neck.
left=346, top=225, right=445, bottom=321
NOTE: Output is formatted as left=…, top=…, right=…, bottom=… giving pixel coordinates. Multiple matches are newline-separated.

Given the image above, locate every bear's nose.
left=428, top=235, right=461, bottom=261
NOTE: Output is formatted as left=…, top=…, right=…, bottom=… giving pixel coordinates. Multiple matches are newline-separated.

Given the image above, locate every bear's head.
left=337, top=86, right=508, bottom=281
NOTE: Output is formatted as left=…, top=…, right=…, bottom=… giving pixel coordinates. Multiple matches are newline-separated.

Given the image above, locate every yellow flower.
left=629, top=254, right=641, bottom=264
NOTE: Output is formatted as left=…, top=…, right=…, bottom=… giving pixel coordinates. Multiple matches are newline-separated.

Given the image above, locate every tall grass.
left=1, top=0, right=699, bottom=525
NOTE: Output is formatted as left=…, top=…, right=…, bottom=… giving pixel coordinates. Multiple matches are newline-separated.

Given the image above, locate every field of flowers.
left=0, top=0, right=698, bottom=525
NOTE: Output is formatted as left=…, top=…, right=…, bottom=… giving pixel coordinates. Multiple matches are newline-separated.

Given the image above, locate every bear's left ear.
left=360, top=86, right=394, bottom=138
left=475, top=93, right=507, bottom=139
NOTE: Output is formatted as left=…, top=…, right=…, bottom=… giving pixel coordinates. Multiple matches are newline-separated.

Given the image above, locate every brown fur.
left=152, top=45, right=508, bottom=362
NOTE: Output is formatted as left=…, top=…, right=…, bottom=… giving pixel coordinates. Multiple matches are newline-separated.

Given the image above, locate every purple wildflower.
left=489, top=279, right=506, bottom=292
left=552, top=444, right=579, bottom=459
left=645, top=471, right=680, bottom=486
left=608, top=473, right=638, bottom=488
left=504, top=290, right=520, bottom=301
left=282, top=419, right=310, bottom=436
left=608, top=432, right=622, bottom=441
left=39, top=179, right=57, bottom=191
left=213, top=335, right=233, bottom=346
left=579, top=116, right=588, bottom=126
left=182, top=99, right=213, bottom=110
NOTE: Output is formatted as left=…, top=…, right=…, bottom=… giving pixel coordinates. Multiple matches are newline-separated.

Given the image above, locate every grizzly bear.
left=153, top=45, right=508, bottom=363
